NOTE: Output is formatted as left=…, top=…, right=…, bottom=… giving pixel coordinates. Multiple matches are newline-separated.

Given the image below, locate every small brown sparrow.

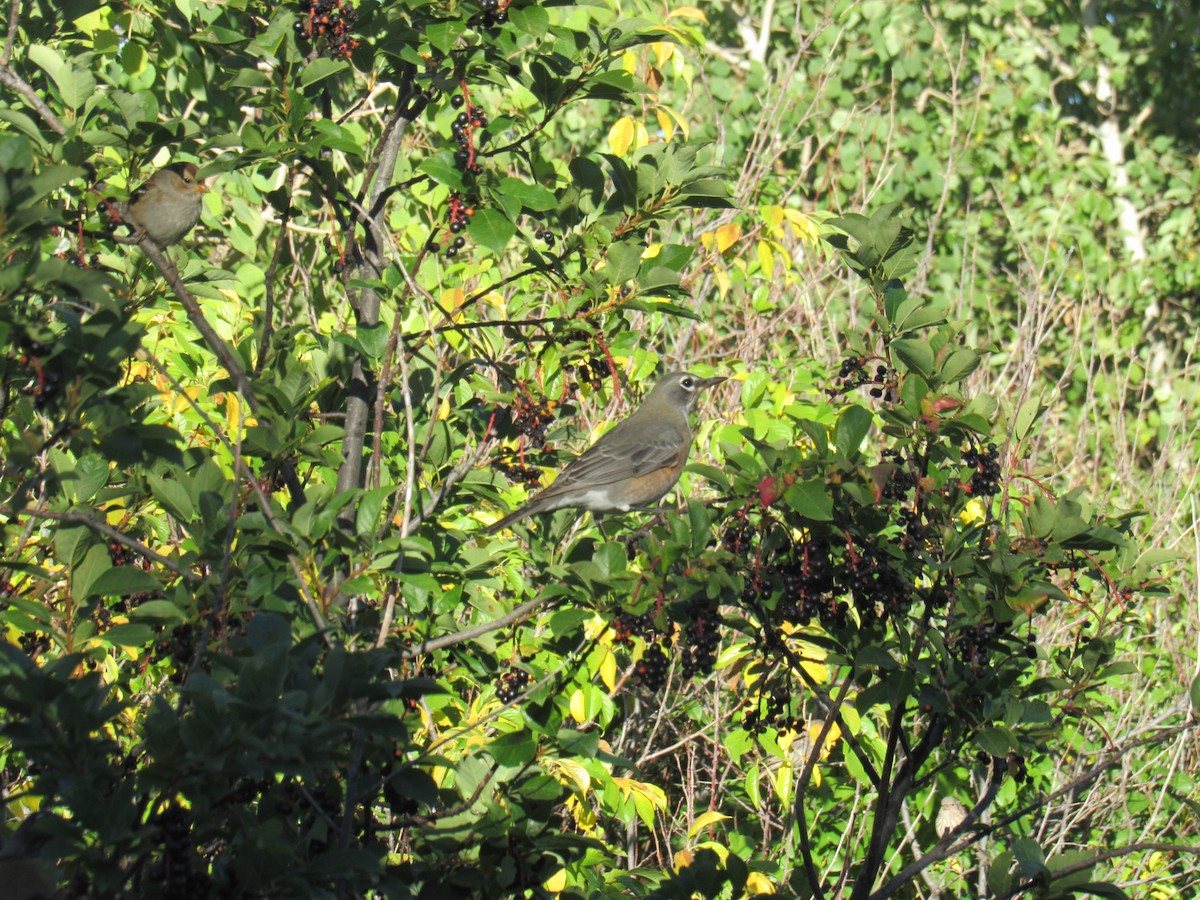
left=935, top=796, right=969, bottom=838
left=117, top=162, right=208, bottom=247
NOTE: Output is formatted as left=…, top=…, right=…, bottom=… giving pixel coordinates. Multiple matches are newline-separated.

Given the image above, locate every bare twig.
left=399, top=595, right=548, bottom=659
left=0, top=504, right=190, bottom=578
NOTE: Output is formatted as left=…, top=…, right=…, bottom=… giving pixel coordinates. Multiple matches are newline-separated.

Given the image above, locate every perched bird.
left=116, top=162, right=208, bottom=247
left=935, top=796, right=969, bottom=839
left=486, top=371, right=725, bottom=533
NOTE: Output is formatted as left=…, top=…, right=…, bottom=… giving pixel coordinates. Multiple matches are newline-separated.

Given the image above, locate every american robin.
left=486, top=371, right=725, bottom=533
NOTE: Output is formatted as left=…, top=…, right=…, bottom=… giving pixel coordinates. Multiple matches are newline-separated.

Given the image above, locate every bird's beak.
left=195, top=182, right=210, bottom=194
left=697, top=376, right=726, bottom=390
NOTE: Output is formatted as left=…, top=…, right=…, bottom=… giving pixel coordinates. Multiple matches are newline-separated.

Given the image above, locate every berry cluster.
left=294, top=0, right=361, bottom=59
left=832, top=357, right=898, bottom=402
left=510, top=393, right=556, bottom=447
left=634, top=641, right=670, bottom=690
left=962, top=443, right=1001, bottom=496
left=845, top=544, right=910, bottom=626
left=613, top=610, right=658, bottom=644
left=428, top=191, right=476, bottom=258
left=12, top=336, right=61, bottom=410
left=881, top=449, right=916, bottom=500
left=18, top=629, right=50, bottom=658
left=680, top=603, right=722, bottom=679
left=474, top=0, right=511, bottom=28
left=533, top=224, right=555, bottom=245
left=495, top=666, right=532, bottom=703
left=450, top=91, right=488, bottom=176
left=721, top=518, right=755, bottom=555
left=568, top=354, right=614, bottom=391
left=743, top=685, right=803, bottom=736
left=491, top=451, right=544, bottom=487
left=733, top=527, right=847, bottom=632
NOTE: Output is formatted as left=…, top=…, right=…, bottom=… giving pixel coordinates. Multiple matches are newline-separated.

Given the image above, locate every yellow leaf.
left=438, top=286, right=465, bottom=313
left=599, top=645, right=618, bottom=691
left=569, top=688, right=587, bottom=723
left=669, top=5, right=708, bottom=21
left=714, top=268, right=731, bottom=300
left=715, top=222, right=742, bottom=253
left=760, top=204, right=785, bottom=231
left=651, top=41, right=676, bottom=68
left=959, top=497, right=986, bottom=524
left=674, top=849, right=693, bottom=870
left=757, top=239, right=774, bottom=277
left=699, top=231, right=715, bottom=251
left=608, top=116, right=636, bottom=156
left=565, top=794, right=597, bottom=830
left=126, top=360, right=151, bottom=381
left=774, top=762, right=792, bottom=804
left=688, top=810, right=730, bottom=837
left=549, top=758, right=591, bottom=794
left=633, top=119, right=650, bottom=151
left=800, top=659, right=828, bottom=683
left=742, top=661, right=763, bottom=689
left=543, top=869, right=567, bottom=893
left=808, top=721, right=842, bottom=759
left=783, top=208, right=821, bottom=245
left=659, top=105, right=690, bottom=140
left=641, top=243, right=662, bottom=259
left=479, top=290, right=505, bottom=311
left=622, top=50, right=637, bottom=75
left=655, top=108, right=675, bottom=142
left=746, top=872, right=777, bottom=895
left=225, top=392, right=256, bottom=438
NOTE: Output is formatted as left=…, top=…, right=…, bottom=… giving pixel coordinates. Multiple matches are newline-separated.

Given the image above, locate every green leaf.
left=1013, top=395, right=1043, bottom=443
left=468, top=208, right=516, bottom=255
left=300, top=57, right=349, bottom=88
left=835, top=405, right=873, bottom=459
left=974, top=726, right=1015, bottom=757
left=891, top=338, right=934, bottom=379
left=1011, top=836, right=1047, bottom=879
left=130, top=600, right=188, bottom=625
left=783, top=479, right=833, bottom=521
left=101, top=622, right=156, bottom=648
left=605, top=242, right=642, bottom=283
left=509, top=5, right=550, bottom=36
left=89, top=566, right=161, bottom=598
left=938, top=347, right=981, bottom=386
left=490, top=729, right=538, bottom=766
left=27, top=44, right=95, bottom=110
left=54, top=525, right=89, bottom=567
left=73, top=544, right=113, bottom=599
left=496, top=176, right=557, bottom=212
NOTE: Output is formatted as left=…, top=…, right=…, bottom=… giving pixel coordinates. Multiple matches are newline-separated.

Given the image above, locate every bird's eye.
left=681, top=377, right=694, bottom=388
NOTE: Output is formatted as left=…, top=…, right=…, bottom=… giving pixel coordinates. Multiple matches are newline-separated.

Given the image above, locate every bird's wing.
left=539, top=421, right=685, bottom=498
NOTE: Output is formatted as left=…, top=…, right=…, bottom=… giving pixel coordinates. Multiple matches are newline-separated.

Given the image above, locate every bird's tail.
left=483, top=506, right=531, bottom=534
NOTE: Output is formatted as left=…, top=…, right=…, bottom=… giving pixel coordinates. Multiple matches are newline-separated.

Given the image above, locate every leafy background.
left=1, top=0, right=1198, bottom=897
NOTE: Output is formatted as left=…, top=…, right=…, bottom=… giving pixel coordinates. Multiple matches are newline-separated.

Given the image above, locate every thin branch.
left=871, top=718, right=1200, bottom=898
left=0, top=505, right=190, bottom=578
left=0, top=66, right=66, bottom=136
left=2, top=0, right=20, bottom=66
left=399, top=595, right=548, bottom=658
left=135, top=348, right=329, bottom=634
left=997, top=842, right=1200, bottom=900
